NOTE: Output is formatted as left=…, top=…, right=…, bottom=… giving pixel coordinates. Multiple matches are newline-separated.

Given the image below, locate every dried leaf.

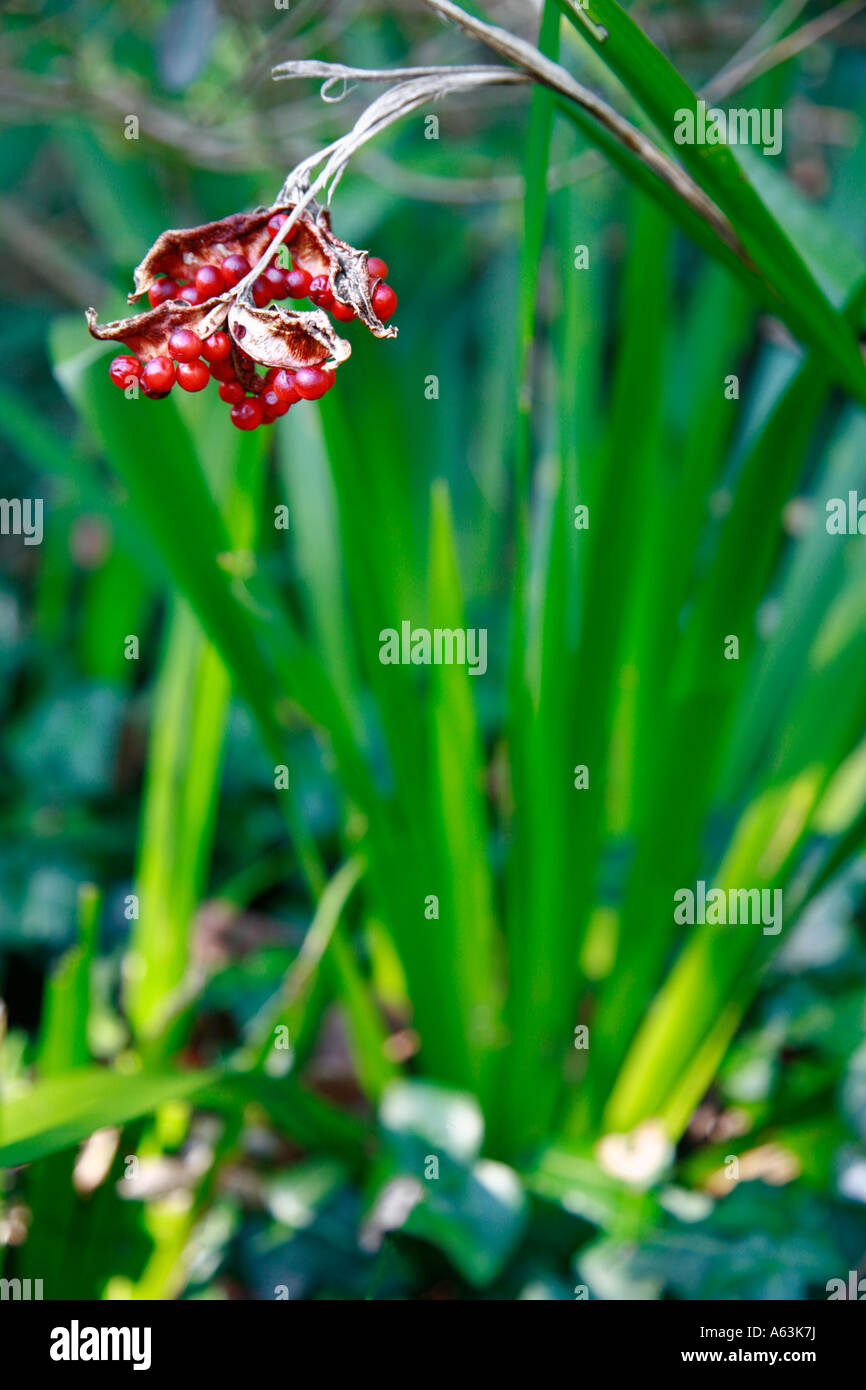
left=227, top=302, right=352, bottom=370
left=85, top=296, right=230, bottom=361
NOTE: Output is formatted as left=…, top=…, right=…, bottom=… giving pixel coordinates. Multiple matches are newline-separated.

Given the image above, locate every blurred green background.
left=3, top=0, right=866, bottom=1300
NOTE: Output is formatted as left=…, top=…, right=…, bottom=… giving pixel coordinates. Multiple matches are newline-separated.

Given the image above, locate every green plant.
left=3, top=0, right=866, bottom=1300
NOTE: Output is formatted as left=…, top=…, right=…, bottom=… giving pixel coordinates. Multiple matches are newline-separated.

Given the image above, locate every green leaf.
left=553, top=0, right=866, bottom=402
left=427, top=481, right=501, bottom=1092
left=0, top=1068, right=216, bottom=1168
left=378, top=1080, right=526, bottom=1286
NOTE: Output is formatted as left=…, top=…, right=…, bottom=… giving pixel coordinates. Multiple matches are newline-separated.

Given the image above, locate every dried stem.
left=704, top=0, right=866, bottom=103
left=414, top=0, right=748, bottom=263
left=241, top=64, right=532, bottom=299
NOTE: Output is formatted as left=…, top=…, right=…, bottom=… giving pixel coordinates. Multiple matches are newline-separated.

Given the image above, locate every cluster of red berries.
left=108, top=334, right=338, bottom=429
left=107, top=213, right=397, bottom=430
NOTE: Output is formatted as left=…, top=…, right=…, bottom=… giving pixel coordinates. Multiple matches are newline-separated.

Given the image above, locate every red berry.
left=252, top=277, right=272, bottom=308
left=367, top=256, right=388, bottom=280
left=177, top=360, right=210, bottom=392
left=372, top=282, right=397, bottom=322
left=264, top=265, right=288, bottom=298
left=209, top=360, right=236, bottom=383
left=168, top=328, right=203, bottom=362
left=179, top=285, right=202, bottom=305
left=201, top=331, right=231, bottom=364
left=108, top=355, right=141, bottom=388
left=261, top=387, right=289, bottom=417
left=331, top=300, right=355, bottom=322
left=141, top=386, right=170, bottom=400
left=195, top=265, right=226, bottom=298
left=148, top=277, right=179, bottom=308
left=221, top=254, right=251, bottom=287
left=285, top=267, right=312, bottom=299
left=230, top=399, right=263, bottom=430
left=273, top=369, right=300, bottom=404
left=293, top=365, right=334, bottom=400
left=266, top=212, right=297, bottom=243
left=141, top=356, right=176, bottom=393
left=308, top=275, right=334, bottom=310
left=218, top=381, right=245, bottom=404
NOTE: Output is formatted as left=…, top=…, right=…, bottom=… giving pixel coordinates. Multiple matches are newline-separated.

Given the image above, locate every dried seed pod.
left=85, top=297, right=230, bottom=362
left=227, top=301, right=351, bottom=371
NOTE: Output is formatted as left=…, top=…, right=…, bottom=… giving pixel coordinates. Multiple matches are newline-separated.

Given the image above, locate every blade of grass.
left=427, top=480, right=502, bottom=1095
left=553, top=0, right=866, bottom=402
left=0, top=1068, right=217, bottom=1168
left=36, top=883, right=100, bottom=1075
left=605, top=544, right=866, bottom=1134
left=126, top=398, right=266, bottom=1051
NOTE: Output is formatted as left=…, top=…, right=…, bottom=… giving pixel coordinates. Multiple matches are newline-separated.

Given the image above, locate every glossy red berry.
left=266, top=212, right=297, bottom=242
left=331, top=300, right=355, bottom=322
left=308, top=275, right=334, bottom=310
left=263, top=265, right=288, bottom=298
left=195, top=265, right=225, bottom=298
left=230, top=399, right=263, bottom=430
left=201, top=332, right=231, bottom=364
left=209, top=359, right=236, bottom=383
left=218, top=381, right=245, bottom=404
left=272, top=369, right=300, bottom=404
left=168, top=328, right=203, bottom=362
left=141, top=386, right=170, bottom=400
left=367, top=256, right=388, bottom=281
left=141, top=356, right=176, bottom=393
left=221, top=254, right=251, bottom=287
left=177, top=360, right=210, bottom=392
left=261, top=387, right=289, bottom=417
left=285, top=267, right=312, bottom=299
left=179, top=285, right=202, bottom=306
left=148, top=277, right=180, bottom=308
left=252, top=277, right=272, bottom=308
left=372, top=282, right=397, bottom=322
left=108, top=355, right=141, bottom=388
left=293, top=365, right=334, bottom=400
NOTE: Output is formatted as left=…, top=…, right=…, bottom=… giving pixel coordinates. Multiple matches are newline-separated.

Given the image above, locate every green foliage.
left=3, top=0, right=866, bottom=1300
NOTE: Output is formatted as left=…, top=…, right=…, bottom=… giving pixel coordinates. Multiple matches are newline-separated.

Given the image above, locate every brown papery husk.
left=85, top=296, right=230, bottom=361
left=227, top=301, right=351, bottom=370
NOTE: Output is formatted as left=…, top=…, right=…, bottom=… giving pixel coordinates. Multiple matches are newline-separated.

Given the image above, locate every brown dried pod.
left=85, top=297, right=231, bottom=362
left=280, top=199, right=396, bottom=338
left=87, top=193, right=395, bottom=380
left=128, top=198, right=396, bottom=335
left=227, top=302, right=351, bottom=371
left=128, top=209, right=290, bottom=302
